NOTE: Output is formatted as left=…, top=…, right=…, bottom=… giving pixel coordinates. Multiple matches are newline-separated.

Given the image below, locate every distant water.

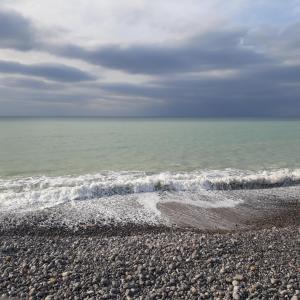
left=1, top=118, right=300, bottom=176
left=0, top=118, right=300, bottom=228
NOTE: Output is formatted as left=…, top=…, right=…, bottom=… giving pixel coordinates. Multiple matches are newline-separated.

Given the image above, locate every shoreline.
left=0, top=191, right=299, bottom=299
left=1, top=190, right=299, bottom=236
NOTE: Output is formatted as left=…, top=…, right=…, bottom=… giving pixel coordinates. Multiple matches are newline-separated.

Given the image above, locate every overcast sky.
left=0, top=0, right=300, bottom=117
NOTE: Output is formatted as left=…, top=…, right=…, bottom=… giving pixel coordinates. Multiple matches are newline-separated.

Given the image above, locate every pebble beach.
left=0, top=187, right=300, bottom=299
left=0, top=223, right=299, bottom=300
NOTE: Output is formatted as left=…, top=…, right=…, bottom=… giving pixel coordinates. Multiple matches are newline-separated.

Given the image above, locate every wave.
left=206, top=169, right=300, bottom=190
left=0, top=168, right=299, bottom=206
left=1, top=168, right=300, bottom=229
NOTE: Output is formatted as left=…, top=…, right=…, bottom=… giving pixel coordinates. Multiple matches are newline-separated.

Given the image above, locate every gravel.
left=0, top=226, right=299, bottom=299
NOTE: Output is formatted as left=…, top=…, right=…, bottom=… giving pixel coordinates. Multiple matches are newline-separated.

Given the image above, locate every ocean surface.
left=1, top=118, right=300, bottom=176
left=1, top=118, right=300, bottom=229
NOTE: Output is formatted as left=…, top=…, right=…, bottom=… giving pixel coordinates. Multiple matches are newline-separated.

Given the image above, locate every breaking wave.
left=0, top=169, right=299, bottom=205
left=1, top=168, right=300, bottom=229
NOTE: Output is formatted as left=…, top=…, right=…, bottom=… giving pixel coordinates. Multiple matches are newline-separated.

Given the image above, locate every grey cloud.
left=0, top=83, right=151, bottom=117
left=254, top=64, right=300, bottom=83
left=0, top=77, right=64, bottom=90
left=0, top=8, right=270, bottom=77
left=2, top=66, right=300, bottom=117
left=0, top=60, right=96, bottom=82
left=0, top=5, right=300, bottom=117
left=98, top=62, right=300, bottom=117
left=0, top=87, right=93, bottom=116
left=52, top=30, right=267, bottom=75
left=244, top=23, right=300, bottom=60
left=0, top=8, right=38, bottom=50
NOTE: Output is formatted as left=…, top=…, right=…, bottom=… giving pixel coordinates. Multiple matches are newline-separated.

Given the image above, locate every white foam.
left=136, top=192, right=161, bottom=215
left=161, top=190, right=242, bottom=208
left=1, top=168, right=300, bottom=214
left=55, top=194, right=166, bottom=227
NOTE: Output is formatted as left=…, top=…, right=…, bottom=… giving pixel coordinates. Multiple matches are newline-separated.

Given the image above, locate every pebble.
left=232, top=280, right=239, bottom=286
left=233, top=274, right=243, bottom=281
left=0, top=226, right=298, bottom=299
left=271, top=278, right=280, bottom=285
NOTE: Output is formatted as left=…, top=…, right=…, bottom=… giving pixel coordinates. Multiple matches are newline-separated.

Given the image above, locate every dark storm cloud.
left=0, top=60, right=96, bottom=82
left=99, top=61, right=300, bottom=117
left=53, top=30, right=268, bottom=74
left=0, top=8, right=38, bottom=51
left=254, top=64, right=300, bottom=83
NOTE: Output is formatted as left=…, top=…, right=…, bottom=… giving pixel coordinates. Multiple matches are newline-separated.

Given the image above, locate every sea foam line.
left=0, top=169, right=299, bottom=209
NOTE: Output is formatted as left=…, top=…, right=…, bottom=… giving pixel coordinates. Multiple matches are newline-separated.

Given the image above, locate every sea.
left=1, top=118, right=300, bottom=229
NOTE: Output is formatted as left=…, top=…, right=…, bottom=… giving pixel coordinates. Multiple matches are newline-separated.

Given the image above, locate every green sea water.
left=0, top=118, right=300, bottom=177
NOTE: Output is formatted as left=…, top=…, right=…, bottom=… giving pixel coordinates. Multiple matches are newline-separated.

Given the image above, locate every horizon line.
left=0, top=116, right=300, bottom=120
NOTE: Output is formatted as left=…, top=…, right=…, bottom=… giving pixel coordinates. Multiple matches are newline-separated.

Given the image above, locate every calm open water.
left=0, top=118, right=300, bottom=177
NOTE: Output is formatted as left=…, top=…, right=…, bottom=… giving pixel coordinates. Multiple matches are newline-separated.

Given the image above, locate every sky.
left=0, top=0, right=300, bottom=117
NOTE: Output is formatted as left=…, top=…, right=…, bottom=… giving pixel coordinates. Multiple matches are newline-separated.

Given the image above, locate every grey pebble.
left=0, top=226, right=298, bottom=299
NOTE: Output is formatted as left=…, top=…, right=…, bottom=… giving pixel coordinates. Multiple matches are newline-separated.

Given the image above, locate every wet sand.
left=158, top=194, right=300, bottom=230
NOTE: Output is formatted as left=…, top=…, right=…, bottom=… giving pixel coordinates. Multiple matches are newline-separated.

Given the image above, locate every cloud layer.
left=0, top=60, right=96, bottom=82
left=53, top=29, right=268, bottom=75
left=0, top=8, right=37, bottom=51
left=0, top=1, right=300, bottom=117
